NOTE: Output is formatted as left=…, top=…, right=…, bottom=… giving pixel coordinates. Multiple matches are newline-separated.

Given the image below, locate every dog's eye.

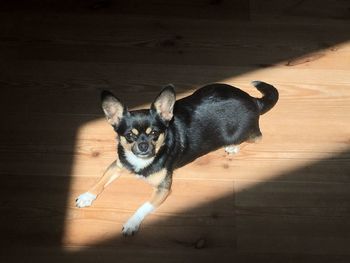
left=125, top=131, right=135, bottom=141
left=151, top=130, right=159, bottom=136
left=150, top=130, right=161, bottom=141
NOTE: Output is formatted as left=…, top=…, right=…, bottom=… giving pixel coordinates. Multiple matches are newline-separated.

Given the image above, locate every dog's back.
left=169, top=82, right=278, bottom=167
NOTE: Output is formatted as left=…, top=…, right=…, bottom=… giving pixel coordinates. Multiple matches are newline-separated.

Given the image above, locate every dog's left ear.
left=151, top=84, right=176, bottom=123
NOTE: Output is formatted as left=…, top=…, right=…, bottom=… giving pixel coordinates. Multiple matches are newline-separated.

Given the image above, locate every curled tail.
left=252, top=81, right=279, bottom=115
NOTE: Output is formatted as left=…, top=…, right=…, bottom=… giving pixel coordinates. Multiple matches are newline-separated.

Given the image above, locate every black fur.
left=102, top=81, right=278, bottom=177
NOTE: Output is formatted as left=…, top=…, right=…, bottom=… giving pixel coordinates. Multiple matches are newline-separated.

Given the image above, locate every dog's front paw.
left=75, top=192, right=96, bottom=208
left=121, top=202, right=154, bottom=236
left=122, top=218, right=141, bottom=236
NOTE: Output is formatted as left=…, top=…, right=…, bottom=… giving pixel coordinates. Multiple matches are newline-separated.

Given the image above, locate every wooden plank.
left=0, top=174, right=70, bottom=246
left=0, top=174, right=235, bottom=248
left=2, top=247, right=350, bottom=263
left=0, top=247, right=238, bottom=263
left=0, top=0, right=249, bottom=20
left=235, top=180, right=350, bottom=210
left=235, top=178, right=350, bottom=254
left=1, top=63, right=350, bottom=115
left=1, top=13, right=349, bottom=66
left=0, top=2, right=350, bottom=261
left=251, top=0, right=350, bottom=20
left=1, top=77, right=349, bottom=182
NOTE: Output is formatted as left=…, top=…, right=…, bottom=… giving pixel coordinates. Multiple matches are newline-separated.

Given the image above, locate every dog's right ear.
left=151, top=84, right=176, bottom=124
left=101, top=90, right=126, bottom=128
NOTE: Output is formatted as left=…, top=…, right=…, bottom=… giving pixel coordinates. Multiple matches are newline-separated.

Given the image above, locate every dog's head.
left=101, top=85, right=176, bottom=159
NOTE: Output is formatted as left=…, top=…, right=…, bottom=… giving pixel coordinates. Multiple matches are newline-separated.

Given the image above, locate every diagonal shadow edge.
left=63, top=146, right=350, bottom=245
left=0, top=8, right=348, bottom=258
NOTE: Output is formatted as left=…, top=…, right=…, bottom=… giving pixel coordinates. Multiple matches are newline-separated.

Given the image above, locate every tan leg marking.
left=149, top=170, right=172, bottom=208
left=154, top=133, right=165, bottom=152
left=88, top=160, right=123, bottom=196
left=149, top=186, right=171, bottom=208
left=143, top=168, right=172, bottom=207
left=144, top=168, right=167, bottom=187
left=121, top=170, right=172, bottom=235
left=120, top=136, right=133, bottom=151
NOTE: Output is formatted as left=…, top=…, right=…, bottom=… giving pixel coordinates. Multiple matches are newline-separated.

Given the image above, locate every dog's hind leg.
left=225, top=130, right=262, bottom=155
left=247, top=133, right=262, bottom=143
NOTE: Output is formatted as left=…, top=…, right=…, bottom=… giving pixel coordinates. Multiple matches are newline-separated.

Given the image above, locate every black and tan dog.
left=76, top=81, right=278, bottom=236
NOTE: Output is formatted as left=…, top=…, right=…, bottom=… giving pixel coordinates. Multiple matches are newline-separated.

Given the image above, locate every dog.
left=76, top=81, right=278, bottom=236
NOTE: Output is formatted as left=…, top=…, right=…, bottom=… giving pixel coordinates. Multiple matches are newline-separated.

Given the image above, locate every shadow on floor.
left=0, top=1, right=350, bottom=262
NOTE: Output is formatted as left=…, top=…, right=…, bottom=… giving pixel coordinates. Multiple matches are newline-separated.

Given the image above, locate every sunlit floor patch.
left=62, top=49, right=350, bottom=248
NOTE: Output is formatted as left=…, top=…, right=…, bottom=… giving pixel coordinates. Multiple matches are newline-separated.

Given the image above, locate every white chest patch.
left=124, top=151, right=154, bottom=173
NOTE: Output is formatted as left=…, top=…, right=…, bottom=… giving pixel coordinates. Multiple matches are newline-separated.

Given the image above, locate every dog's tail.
left=252, top=81, right=279, bottom=115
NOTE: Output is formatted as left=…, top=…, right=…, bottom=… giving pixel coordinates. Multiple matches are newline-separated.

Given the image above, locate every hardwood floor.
left=1, top=1, right=350, bottom=262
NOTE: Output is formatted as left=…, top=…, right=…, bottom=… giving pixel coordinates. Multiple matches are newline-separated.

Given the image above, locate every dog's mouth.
left=135, top=152, right=154, bottom=159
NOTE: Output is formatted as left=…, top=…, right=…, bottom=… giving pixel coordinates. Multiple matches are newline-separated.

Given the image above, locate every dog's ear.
left=151, top=84, right=176, bottom=123
left=101, top=90, right=126, bottom=127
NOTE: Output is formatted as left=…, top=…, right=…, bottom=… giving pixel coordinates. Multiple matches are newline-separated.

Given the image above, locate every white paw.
left=122, top=217, right=141, bottom=236
left=75, top=192, right=96, bottom=208
left=225, top=145, right=240, bottom=154
left=121, top=202, right=154, bottom=236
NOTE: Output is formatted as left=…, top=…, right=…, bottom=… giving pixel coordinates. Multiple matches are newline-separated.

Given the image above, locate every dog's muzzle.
left=132, top=142, right=154, bottom=158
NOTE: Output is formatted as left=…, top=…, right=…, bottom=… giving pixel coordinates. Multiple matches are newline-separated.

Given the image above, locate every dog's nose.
left=138, top=142, right=149, bottom=153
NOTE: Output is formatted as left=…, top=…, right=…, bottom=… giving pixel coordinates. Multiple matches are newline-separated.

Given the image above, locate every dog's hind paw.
left=75, top=192, right=96, bottom=208
left=225, top=145, right=240, bottom=154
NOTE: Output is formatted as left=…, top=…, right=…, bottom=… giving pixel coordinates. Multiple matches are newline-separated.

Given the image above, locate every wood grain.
left=0, top=1, right=350, bottom=262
